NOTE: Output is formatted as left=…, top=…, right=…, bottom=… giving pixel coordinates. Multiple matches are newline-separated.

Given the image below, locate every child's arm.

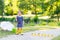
left=22, top=17, right=24, bottom=21
left=16, top=16, right=17, bottom=21
left=22, top=17, right=24, bottom=25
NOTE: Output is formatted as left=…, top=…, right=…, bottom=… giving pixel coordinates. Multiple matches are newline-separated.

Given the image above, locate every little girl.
left=16, top=10, right=23, bottom=35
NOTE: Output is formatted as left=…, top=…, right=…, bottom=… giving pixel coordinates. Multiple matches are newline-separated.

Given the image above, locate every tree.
left=54, top=0, right=60, bottom=22
left=54, top=5, right=60, bottom=22
left=0, top=0, right=4, bottom=16
left=49, top=0, right=60, bottom=22
left=4, top=0, right=13, bottom=15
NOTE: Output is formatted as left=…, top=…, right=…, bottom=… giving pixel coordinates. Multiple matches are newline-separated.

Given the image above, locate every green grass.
left=0, top=21, right=60, bottom=38
left=52, top=36, right=60, bottom=40
left=0, top=30, right=14, bottom=38
left=0, top=26, right=54, bottom=38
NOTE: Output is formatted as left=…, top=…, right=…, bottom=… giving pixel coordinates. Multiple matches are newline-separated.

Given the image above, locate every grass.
left=52, top=36, right=60, bottom=40
left=0, top=30, right=14, bottom=38
left=0, top=25, right=55, bottom=38
left=0, top=21, right=60, bottom=38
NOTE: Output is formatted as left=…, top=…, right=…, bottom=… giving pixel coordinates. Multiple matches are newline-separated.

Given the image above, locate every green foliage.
left=58, top=22, right=60, bottom=26
left=5, top=6, right=13, bottom=15
left=33, top=15, right=39, bottom=24
left=29, top=21, right=35, bottom=26
left=0, top=0, right=60, bottom=22
left=0, top=17, right=16, bottom=22
left=48, top=22, right=57, bottom=26
left=40, top=21, right=47, bottom=25
left=0, top=0, right=4, bottom=15
left=12, top=28, right=16, bottom=33
left=24, top=17, right=31, bottom=23
left=3, top=0, right=60, bottom=16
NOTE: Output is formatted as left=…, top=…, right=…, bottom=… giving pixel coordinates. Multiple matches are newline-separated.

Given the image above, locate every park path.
left=0, top=28, right=60, bottom=40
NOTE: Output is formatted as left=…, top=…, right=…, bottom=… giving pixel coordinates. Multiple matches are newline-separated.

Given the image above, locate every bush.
left=58, top=22, right=60, bottom=26
left=40, top=21, right=47, bottom=26
left=24, top=17, right=31, bottom=24
left=12, top=28, right=16, bottom=33
left=29, top=22, right=35, bottom=26
left=48, top=22, right=57, bottom=26
left=0, top=17, right=16, bottom=22
left=33, top=15, right=39, bottom=24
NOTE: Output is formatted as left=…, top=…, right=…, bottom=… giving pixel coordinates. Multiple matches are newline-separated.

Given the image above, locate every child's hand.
left=16, top=19, right=17, bottom=22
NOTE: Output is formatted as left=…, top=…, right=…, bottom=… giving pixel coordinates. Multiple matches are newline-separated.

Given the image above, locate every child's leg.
left=19, top=28, right=23, bottom=35
left=19, top=28, right=22, bottom=34
left=16, top=28, right=23, bottom=35
left=16, top=28, right=20, bottom=34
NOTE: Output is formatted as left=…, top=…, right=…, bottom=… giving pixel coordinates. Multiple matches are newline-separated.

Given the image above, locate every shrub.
left=24, top=17, right=31, bottom=24
left=58, top=22, right=60, bottom=26
left=0, top=17, right=16, bottom=22
left=48, top=22, right=57, bottom=26
left=29, top=22, right=35, bottom=26
left=12, top=28, right=16, bottom=33
left=40, top=21, right=47, bottom=26
left=33, top=15, right=39, bottom=24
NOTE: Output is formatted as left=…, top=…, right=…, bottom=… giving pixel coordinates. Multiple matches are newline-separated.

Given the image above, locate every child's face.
left=18, top=11, right=22, bottom=16
left=18, top=13, right=21, bottom=16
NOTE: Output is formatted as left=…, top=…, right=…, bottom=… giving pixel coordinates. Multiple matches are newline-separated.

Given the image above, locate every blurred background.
left=0, top=0, right=60, bottom=26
